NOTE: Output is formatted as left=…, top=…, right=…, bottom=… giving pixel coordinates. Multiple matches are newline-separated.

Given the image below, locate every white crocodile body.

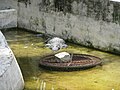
left=45, top=37, right=67, bottom=51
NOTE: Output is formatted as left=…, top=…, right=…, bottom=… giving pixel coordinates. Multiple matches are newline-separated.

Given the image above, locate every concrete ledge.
left=0, top=9, right=17, bottom=29
left=0, top=31, right=24, bottom=90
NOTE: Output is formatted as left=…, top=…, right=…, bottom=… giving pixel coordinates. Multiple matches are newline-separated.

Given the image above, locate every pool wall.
left=0, top=31, right=24, bottom=90
left=0, top=0, right=120, bottom=54
left=0, top=1, right=24, bottom=90
left=0, top=0, right=17, bottom=10
left=0, top=9, right=17, bottom=29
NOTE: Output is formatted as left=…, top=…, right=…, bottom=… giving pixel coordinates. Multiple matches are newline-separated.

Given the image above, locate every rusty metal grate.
left=39, top=53, right=102, bottom=71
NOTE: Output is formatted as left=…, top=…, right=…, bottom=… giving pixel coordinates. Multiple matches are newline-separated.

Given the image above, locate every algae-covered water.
left=2, top=28, right=120, bottom=90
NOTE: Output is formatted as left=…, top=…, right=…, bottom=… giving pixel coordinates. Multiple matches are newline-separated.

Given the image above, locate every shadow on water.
left=2, top=28, right=120, bottom=90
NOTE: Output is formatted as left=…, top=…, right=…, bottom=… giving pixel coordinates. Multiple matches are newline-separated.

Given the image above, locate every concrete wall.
left=17, top=0, right=120, bottom=54
left=0, top=0, right=18, bottom=10
left=0, top=1, right=24, bottom=90
left=0, top=31, right=24, bottom=90
left=0, top=0, right=120, bottom=54
left=0, top=9, right=17, bottom=29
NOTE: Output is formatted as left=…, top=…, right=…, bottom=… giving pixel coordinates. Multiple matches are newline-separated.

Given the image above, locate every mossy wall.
left=17, top=0, right=120, bottom=24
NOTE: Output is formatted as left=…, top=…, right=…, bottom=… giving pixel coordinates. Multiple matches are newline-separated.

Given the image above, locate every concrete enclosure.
left=0, top=0, right=120, bottom=55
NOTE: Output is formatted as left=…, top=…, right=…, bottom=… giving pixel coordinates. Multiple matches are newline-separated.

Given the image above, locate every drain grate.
left=39, top=53, right=102, bottom=71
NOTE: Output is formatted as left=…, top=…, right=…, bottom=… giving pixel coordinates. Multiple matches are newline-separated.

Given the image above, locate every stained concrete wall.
left=0, top=9, right=17, bottom=29
left=17, top=0, right=120, bottom=54
left=0, top=0, right=120, bottom=54
left=0, top=31, right=24, bottom=90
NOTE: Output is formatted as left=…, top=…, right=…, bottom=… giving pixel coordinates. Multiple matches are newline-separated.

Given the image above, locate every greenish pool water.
left=2, top=28, right=120, bottom=90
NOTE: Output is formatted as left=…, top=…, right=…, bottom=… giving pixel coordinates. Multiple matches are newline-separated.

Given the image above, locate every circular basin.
left=39, top=53, right=102, bottom=71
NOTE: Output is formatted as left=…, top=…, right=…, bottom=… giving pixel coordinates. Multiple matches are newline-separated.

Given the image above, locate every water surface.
left=2, top=28, right=120, bottom=90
